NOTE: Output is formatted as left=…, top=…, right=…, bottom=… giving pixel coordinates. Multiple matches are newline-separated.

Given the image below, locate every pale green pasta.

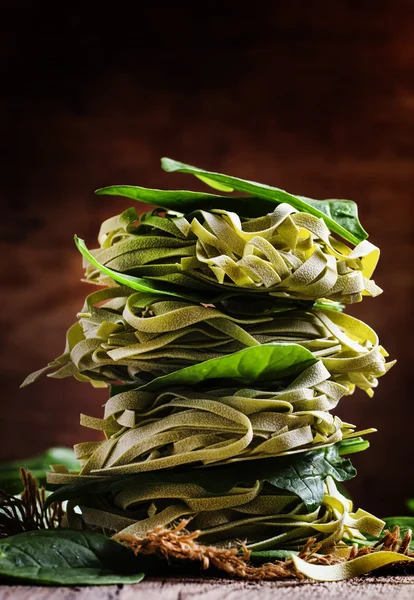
left=23, top=286, right=392, bottom=397
left=57, top=475, right=384, bottom=552
left=292, top=552, right=414, bottom=582
left=44, top=362, right=373, bottom=481
left=84, top=205, right=381, bottom=303
left=24, top=163, right=397, bottom=581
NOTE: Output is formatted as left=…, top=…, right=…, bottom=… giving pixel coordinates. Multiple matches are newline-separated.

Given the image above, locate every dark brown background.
left=1, top=1, right=413, bottom=515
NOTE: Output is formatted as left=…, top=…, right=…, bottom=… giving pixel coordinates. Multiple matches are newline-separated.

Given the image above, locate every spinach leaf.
left=95, top=185, right=227, bottom=206
left=249, top=549, right=298, bottom=563
left=0, top=448, right=79, bottom=495
left=382, top=516, right=414, bottom=532
left=46, top=444, right=356, bottom=512
left=75, top=235, right=207, bottom=303
left=407, top=499, right=414, bottom=512
left=265, top=443, right=356, bottom=510
left=75, top=236, right=243, bottom=305
left=0, top=529, right=144, bottom=586
left=161, top=157, right=368, bottom=245
left=96, top=185, right=278, bottom=218
left=336, top=437, right=370, bottom=456
left=140, top=342, right=317, bottom=392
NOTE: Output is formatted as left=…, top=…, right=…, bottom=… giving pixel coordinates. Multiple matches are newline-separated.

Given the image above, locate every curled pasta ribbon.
left=23, top=287, right=393, bottom=396
left=46, top=362, right=372, bottom=480
left=293, top=551, right=414, bottom=581
left=59, top=476, right=384, bottom=552
left=84, top=205, right=382, bottom=303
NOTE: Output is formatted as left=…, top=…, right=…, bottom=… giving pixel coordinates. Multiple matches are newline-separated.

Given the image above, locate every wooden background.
left=1, top=1, right=413, bottom=516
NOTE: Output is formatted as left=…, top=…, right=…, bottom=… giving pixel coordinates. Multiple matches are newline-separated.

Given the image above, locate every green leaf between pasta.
left=161, top=157, right=368, bottom=245
left=0, top=529, right=144, bottom=586
left=336, top=437, right=370, bottom=456
left=75, top=235, right=209, bottom=302
left=140, top=342, right=317, bottom=391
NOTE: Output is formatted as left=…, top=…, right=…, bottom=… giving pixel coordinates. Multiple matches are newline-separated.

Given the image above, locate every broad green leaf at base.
left=0, top=529, right=144, bottom=586
left=0, top=567, right=144, bottom=586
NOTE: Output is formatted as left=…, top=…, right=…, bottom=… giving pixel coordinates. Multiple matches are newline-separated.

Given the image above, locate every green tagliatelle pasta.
left=45, top=361, right=372, bottom=481
left=23, top=286, right=393, bottom=397
left=20, top=162, right=399, bottom=582
left=57, top=475, right=384, bottom=553
left=83, top=204, right=381, bottom=303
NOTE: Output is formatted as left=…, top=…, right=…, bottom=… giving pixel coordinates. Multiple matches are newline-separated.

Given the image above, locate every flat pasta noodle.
left=22, top=287, right=393, bottom=397
left=292, top=552, right=414, bottom=581
left=82, top=205, right=381, bottom=303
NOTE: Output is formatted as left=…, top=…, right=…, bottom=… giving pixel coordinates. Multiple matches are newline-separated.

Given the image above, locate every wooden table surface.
left=1, top=576, right=414, bottom=600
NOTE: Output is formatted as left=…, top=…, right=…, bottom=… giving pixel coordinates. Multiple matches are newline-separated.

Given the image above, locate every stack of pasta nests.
left=25, top=159, right=394, bottom=558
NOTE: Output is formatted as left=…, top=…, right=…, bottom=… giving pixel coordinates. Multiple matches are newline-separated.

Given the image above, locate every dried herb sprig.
left=0, top=468, right=63, bottom=538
